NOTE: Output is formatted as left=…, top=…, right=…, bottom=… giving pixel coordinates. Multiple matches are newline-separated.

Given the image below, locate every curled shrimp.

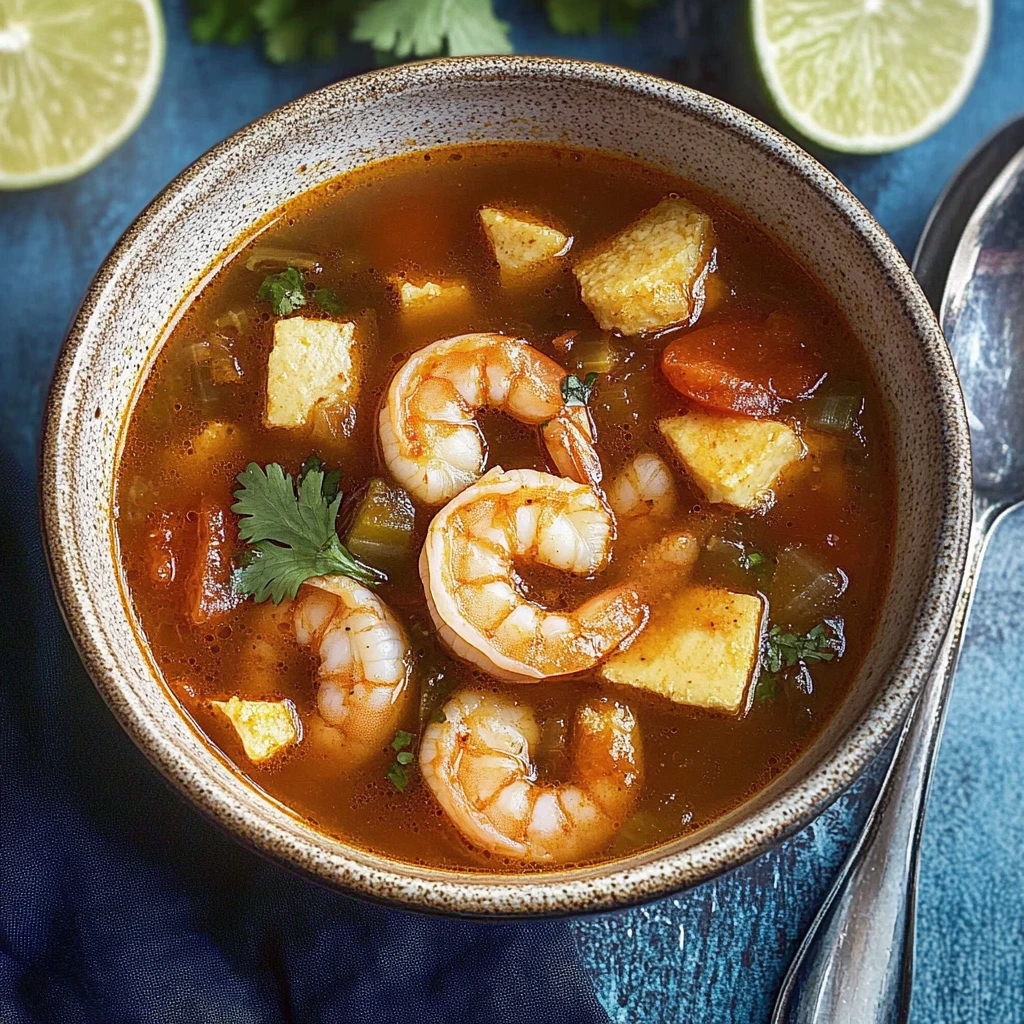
left=420, top=467, right=647, bottom=680
left=606, top=453, right=678, bottom=520
left=379, top=333, right=602, bottom=505
left=293, top=575, right=412, bottom=765
left=419, top=690, right=642, bottom=863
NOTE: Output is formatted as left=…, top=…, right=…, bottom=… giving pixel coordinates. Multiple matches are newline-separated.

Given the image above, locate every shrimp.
left=419, top=690, right=642, bottom=863
left=379, top=333, right=602, bottom=505
left=420, top=467, right=647, bottom=680
left=293, top=575, right=412, bottom=765
left=606, top=453, right=678, bottom=520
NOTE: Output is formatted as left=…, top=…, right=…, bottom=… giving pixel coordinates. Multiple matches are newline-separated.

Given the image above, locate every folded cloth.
left=0, top=448, right=609, bottom=1024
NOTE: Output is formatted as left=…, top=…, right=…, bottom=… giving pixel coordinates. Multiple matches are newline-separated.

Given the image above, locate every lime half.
left=0, top=0, right=164, bottom=189
left=752, top=0, right=991, bottom=154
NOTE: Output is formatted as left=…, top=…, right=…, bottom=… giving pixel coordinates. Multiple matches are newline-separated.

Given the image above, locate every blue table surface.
left=2, top=1, right=1022, bottom=1020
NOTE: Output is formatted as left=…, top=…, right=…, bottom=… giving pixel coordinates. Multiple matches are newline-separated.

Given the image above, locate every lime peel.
left=752, top=0, right=992, bottom=155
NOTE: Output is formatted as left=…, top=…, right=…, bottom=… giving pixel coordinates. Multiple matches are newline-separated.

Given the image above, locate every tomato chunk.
left=661, top=313, right=826, bottom=417
left=187, top=499, right=244, bottom=624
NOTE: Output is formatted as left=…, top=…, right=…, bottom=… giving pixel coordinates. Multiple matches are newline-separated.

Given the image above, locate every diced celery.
left=342, top=477, right=416, bottom=573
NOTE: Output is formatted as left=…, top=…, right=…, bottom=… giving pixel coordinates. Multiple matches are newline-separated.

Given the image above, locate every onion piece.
left=244, top=247, right=321, bottom=272
left=770, top=545, right=848, bottom=632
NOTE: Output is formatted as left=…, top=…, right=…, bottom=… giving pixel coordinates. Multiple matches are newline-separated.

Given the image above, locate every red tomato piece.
left=661, top=313, right=827, bottom=417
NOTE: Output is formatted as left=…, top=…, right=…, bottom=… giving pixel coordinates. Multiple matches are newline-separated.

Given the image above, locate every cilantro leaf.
left=352, top=0, right=512, bottom=59
left=396, top=750, right=414, bottom=765
left=231, top=461, right=384, bottom=603
left=387, top=761, right=411, bottom=792
left=298, top=455, right=342, bottom=503
left=257, top=266, right=306, bottom=315
left=754, top=672, right=778, bottom=703
left=739, top=550, right=768, bottom=571
left=312, top=287, right=346, bottom=314
left=561, top=372, right=599, bottom=407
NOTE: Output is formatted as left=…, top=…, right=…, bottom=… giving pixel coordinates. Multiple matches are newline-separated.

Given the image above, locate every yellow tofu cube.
left=390, top=276, right=470, bottom=313
left=479, top=207, right=570, bottom=281
left=602, top=587, right=764, bottom=714
left=659, top=411, right=803, bottom=509
left=574, top=197, right=716, bottom=335
left=265, top=317, right=357, bottom=428
left=213, top=696, right=300, bottom=763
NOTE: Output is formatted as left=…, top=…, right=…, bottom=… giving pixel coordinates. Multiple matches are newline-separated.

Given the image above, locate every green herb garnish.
left=757, top=621, right=845, bottom=703
left=298, top=455, right=342, bottom=503
left=257, top=266, right=306, bottom=315
left=189, top=0, right=658, bottom=64
left=231, top=461, right=384, bottom=603
left=562, top=372, right=599, bottom=407
left=762, top=623, right=839, bottom=675
left=391, top=729, right=414, bottom=751
left=739, top=550, right=768, bottom=571
left=387, top=761, right=411, bottom=792
left=387, top=729, right=416, bottom=791
left=311, top=287, right=346, bottom=314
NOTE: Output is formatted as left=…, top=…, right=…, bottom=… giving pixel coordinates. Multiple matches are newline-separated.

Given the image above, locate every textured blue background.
left=1, top=1, right=1022, bottom=1020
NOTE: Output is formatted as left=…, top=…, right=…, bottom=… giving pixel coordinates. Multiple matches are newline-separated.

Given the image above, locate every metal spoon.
left=771, top=121, right=1024, bottom=1024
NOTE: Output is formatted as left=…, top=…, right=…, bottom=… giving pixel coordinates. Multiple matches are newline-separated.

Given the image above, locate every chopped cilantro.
left=311, top=287, right=346, bottom=314
left=762, top=622, right=839, bottom=675
left=230, top=461, right=384, bottom=603
left=257, top=266, right=306, bottom=315
left=386, top=761, right=411, bottom=792
left=739, top=550, right=768, bottom=571
left=754, top=673, right=778, bottom=703
left=396, top=750, right=414, bottom=765
left=391, top=729, right=414, bottom=751
left=561, top=372, right=599, bottom=407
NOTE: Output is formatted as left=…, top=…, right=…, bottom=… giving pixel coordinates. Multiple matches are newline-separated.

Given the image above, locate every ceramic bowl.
left=41, top=57, right=971, bottom=916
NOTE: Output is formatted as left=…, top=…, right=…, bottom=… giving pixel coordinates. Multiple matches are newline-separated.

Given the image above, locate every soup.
left=115, top=143, right=894, bottom=871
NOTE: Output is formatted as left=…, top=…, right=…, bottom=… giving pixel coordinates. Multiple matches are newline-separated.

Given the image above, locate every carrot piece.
left=187, top=499, right=243, bottom=624
left=661, top=313, right=826, bottom=417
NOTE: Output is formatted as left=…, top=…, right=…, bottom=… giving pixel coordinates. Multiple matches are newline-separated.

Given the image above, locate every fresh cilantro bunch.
left=189, top=0, right=662, bottom=64
left=257, top=266, right=346, bottom=316
left=232, top=456, right=382, bottom=603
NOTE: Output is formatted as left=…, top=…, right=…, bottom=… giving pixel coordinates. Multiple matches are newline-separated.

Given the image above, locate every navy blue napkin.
left=0, top=447, right=609, bottom=1024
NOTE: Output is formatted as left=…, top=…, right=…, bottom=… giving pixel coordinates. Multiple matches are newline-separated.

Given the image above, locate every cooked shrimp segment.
left=421, top=467, right=647, bottom=680
left=379, top=333, right=601, bottom=505
left=420, top=690, right=642, bottom=863
left=293, top=575, right=411, bottom=765
left=607, top=453, right=678, bottom=519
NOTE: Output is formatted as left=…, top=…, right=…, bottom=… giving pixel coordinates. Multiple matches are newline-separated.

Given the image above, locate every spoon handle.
left=771, top=507, right=997, bottom=1024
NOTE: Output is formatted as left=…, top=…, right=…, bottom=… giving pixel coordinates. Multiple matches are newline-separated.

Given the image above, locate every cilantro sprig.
left=561, top=372, right=599, bottom=407
left=257, top=268, right=347, bottom=317
left=189, top=0, right=660, bottom=65
left=231, top=460, right=384, bottom=604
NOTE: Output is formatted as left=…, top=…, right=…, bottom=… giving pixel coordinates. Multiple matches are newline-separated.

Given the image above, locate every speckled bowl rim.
left=41, top=56, right=971, bottom=917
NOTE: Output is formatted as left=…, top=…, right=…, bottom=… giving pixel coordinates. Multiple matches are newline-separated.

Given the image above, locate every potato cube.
left=574, top=198, right=716, bottom=335
left=213, top=696, right=300, bottom=763
left=659, top=411, right=803, bottom=509
left=601, top=587, right=764, bottom=714
left=479, top=207, right=570, bottom=281
left=265, top=317, right=357, bottom=428
left=390, top=276, right=470, bottom=313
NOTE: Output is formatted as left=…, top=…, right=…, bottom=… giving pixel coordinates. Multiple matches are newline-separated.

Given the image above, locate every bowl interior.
left=43, top=58, right=969, bottom=915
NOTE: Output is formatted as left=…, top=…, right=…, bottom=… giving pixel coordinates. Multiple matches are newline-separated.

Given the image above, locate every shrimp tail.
left=542, top=405, right=603, bottom=489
